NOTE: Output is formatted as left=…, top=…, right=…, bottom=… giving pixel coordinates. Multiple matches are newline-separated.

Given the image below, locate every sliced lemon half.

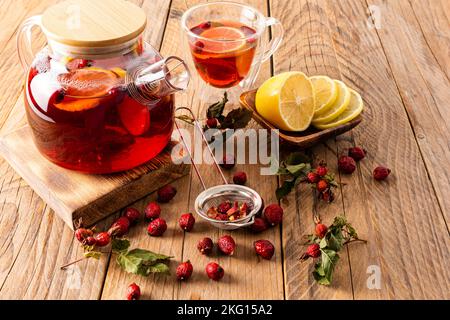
left=255, top=71, right=315, bottom=132
left=312, top=80, right=351, bottom=124
left=313, top=89, right=363, bottom=129
left=310, top=75, right=338, bottom=115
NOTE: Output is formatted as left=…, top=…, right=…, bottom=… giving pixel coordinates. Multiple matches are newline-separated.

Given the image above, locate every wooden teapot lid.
left=41, top=0, right=147, bottom=47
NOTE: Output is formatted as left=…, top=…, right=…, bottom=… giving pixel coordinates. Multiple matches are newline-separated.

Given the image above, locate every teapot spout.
left=127, top=56, right=190, bottom=105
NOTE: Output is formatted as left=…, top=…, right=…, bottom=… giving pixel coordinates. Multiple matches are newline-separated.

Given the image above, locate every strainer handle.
left=175, top=107, right=229, bottom=190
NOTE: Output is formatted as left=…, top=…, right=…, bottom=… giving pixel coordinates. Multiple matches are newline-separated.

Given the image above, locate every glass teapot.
left=17, top=0, right=190, bottom=174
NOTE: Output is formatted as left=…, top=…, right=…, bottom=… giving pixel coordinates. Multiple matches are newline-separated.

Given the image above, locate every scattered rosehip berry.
left=307, top=243, right=321, bottom=258
left=94, top=232, right=111, bottom=247
left=217, top=235, right=236, bottom=256
left=126, top=283, right=141, bottom=300
left=316, top=180, right=329, bottom=193
left=338, top=156, right=356, bottom=174
left=320, top=190, right=335, bottom=203
left=315, top=223, right=328, bottom=239
left=109, top=216, right=130, bottom=237
left=124, top=208, right=141, bottom=224
left=233, top=171, right=247, bottom=185
left=75, top=228, right=93, bottom=244
left=197, top=237, right=214, bottom=255
left=83, top=236, right=97, bottom=246
left=206, top=118, right=218, bottom=128
left=147, top=218, right=167, bottom=237
left=145, top=202, right=161, bottom=221
left=348, top=147, right=366, bottom=161
left=217, top=201, right=232, bottom=214
left=373, top=166, right=391, bottom=181
left=220, top=154, right=235, bottom=170
left=176, top=261, right=193, bottom=281
left=250, top=217, right=269, bottom=233
left=264, top=204, right=284, bottom=226
left=307, top=172, right=320, bottom=184
left=254, top=240, right=275, bottom=260
left=179, top=213, right=195, bottom=232
left=206, top=262, right=224, bottom=281
left=316, top=165, right=328, bottom=177
left=157, top=185, right=177, bottom=203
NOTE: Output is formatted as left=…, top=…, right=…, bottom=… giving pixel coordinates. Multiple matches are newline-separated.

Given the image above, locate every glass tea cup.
left=181, top=2, right=283, bottom=91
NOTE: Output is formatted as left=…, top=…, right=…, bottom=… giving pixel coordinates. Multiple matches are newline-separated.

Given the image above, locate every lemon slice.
left=200, top=26, right=246, bottom=54
left=312, top=80, right=351, bottom=124
left=313, top=89, right=363, bottom=129
left=255, top=72, right=315, bottom=132
left=310, top=75, right=338, bottom=115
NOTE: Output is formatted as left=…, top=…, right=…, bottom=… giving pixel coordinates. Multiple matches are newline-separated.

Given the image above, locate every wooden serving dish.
left=240, top=89, right=362, bottom=148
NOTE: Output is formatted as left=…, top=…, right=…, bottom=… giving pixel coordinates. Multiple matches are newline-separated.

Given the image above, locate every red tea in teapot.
left=25, top=47, right=175, bottom=174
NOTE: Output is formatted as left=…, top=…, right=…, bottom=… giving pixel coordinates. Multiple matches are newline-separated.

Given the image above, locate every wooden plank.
left=0, top=0, right=173, bottom=299
left=270, top=0, right=354, bottom=300
left=102, top=0, right=285, bottom=300
left=366, top=0, right=450, bottom=223
left=325, top=0, right=450, bottom=299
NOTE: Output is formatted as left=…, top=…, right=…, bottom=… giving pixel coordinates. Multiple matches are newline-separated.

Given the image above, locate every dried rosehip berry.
left=217, top=235, right=236, bottom=256
left=250, top=217, right=269, bottom=233
left=307, top=243, right=321, bottom=258
left=75, top=228, right=93, bottom=244
left=179, top=213, right=195, bottom=232
left=199, top=21, right=212, bottom=29
left=83, top=236, right=97, bottom=246
left=145, top=202, right=161, bottom=221
left=233, top=171, right=247, bottom=185
left=124, top=208, right=141, bottom=224
left=126, top=283, right=141, bottom=300
left=316, top=165, right=328, bottom=177
left=320, top=190, right=335, bottom=203
left=194, top=41, right=205, bottom=54
left=66, top=58, right=91, bottom=71
left=94, top=232, right=111, bottom=247
left=216, top=213, right=228, bottom=221
left=264, top=204, right=283, bottom=226
left=373, top=166, right=391, bottom=181
left=205, top=262, right=224, bottom=281
left=217, top=201, right=232, bottom=214
left=348, top=147, right=366, bottom=161
left=176, top=261, right=193, bottom=281
left=157, top=185, right=177, bottom=203
left=109, top=216, right=130, bottom=237
left=316, top=180, right=329, bottom=193
left=254, top=240, right=275, bottom=260
left=220, top=154, right=235, bottom=170
left=338, top=156, right=356, bottom=174
left=307, top=172, right=320, bottom=184
left=197, top=237, right=214, bottom=255
left=147, top=218, right=167, bottom=237
left=206, top=118, right=218, bottom=128
left=315, top=223, right=328, bottom=239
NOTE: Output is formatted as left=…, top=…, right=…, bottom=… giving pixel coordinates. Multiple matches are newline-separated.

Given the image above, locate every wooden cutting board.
left=0, top=123, right=189, bottom=229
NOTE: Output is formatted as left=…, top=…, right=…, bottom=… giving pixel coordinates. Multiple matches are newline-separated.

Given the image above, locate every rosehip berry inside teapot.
left=17, top=0, right=190, bottom=173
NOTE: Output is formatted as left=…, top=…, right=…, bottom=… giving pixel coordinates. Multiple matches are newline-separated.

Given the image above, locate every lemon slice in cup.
left=313, top=89, right=363, bottom=129
left=312, top=80, right=351, bottom=124
left=255, top=72, right=315, bottom=132
left=200, top=26, right=246, bottom=54
left=310, top=75, right=338, bottom=115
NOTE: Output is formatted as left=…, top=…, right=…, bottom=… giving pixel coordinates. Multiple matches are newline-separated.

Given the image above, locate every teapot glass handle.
left=17, top=15, right=43, bottom=72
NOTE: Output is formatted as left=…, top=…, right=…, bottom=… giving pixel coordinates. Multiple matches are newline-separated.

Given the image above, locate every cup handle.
left=261, top=17, right=284, bottom=62
left=17, top=15, right=43, bottom=72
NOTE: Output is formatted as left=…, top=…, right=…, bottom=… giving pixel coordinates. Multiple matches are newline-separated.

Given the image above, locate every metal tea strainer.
left=175, top=107, right=262, bottom=230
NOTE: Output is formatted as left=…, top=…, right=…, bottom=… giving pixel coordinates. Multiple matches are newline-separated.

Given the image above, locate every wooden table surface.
left=0, top=0, right=449, bottom=300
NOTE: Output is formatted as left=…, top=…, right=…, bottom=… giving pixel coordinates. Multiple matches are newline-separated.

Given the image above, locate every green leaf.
left=207, top=92, right=228, bottom=119
left=318, top=249, right=340, bottom=285
left=286, top=152, right=312, bottom=165
left=220, top=108, right=253, bottom=129
left=327, top=232, right=343, bottom=251
left=147, top=263, right=171, bottom=274
left=84, top=251, right=102, bottom=260
left=116, top=253, right=143, bottom=274
left=319, top=237, right=328, bottom=249
left=127, top=249, right=172, bottom=263
left=112, top=238, right=130, bottom=253
left=276, top=179, right=296, bottom=200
